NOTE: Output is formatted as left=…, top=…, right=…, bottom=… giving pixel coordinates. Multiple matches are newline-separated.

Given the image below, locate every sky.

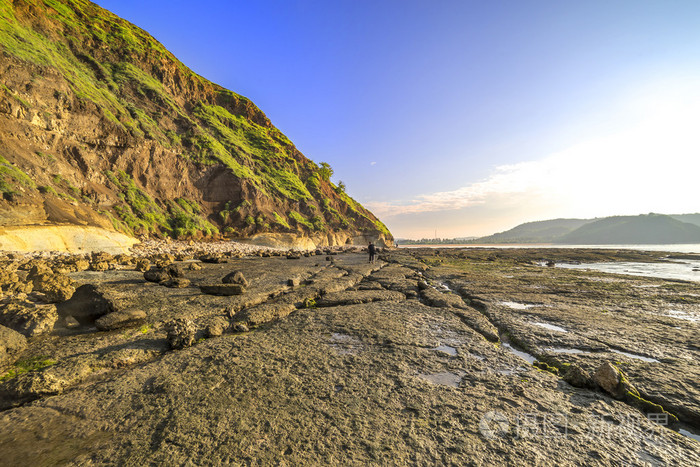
left=95, top=0, right=700, bottom=239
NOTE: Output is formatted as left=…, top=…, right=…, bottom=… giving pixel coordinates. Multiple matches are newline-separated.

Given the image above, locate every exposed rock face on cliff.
left=0, top=0, right=392, bottom=249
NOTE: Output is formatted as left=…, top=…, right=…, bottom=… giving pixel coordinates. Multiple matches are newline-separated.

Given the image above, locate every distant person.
left=368, top=242, right=376, bottom=263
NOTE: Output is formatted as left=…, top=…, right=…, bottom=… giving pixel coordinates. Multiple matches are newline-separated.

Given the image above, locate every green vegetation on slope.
left=0, top=0, right=392, bottom=241
left=556, top=214, right=700, bottom=244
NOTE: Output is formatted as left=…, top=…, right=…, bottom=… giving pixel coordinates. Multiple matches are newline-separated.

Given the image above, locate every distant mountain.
left=555, top=214, right=700, bottom=245
left=475, top=218, right=594, bottom=243
left=669, top=214, right=700, bottom=228
left=470, top=213, right=700, bottom=245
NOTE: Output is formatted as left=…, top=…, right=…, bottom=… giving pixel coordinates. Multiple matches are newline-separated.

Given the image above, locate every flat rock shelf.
left=0, top=247, right=698, bottom=465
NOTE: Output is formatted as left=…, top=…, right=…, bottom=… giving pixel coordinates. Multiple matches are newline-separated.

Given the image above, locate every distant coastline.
left=398, top=243, right=700, bottom=254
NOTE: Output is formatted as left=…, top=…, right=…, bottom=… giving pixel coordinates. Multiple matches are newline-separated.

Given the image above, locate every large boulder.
left=0, top=301, right=58, bottom=337
left=0, top=270, right=20, bottom=290
left=56, top=284, right=118, bottom=326
left=0, top=324, right=26, bottom=368
left=31, top=273, right=76, bottom=303
left=0, top=370, right=68, bottom=410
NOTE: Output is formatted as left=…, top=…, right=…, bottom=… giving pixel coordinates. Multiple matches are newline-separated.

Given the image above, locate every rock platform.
left=0, top=247, right=698, bottom=464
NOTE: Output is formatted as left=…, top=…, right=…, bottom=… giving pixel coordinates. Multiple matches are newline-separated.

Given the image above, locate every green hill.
left=0, top=0, right=391, bottom=246
left=556, top=214, right=700, bottom=244
left=475, top=218, right=594, bottom=243
left=670, top=213, right=700, bottom=228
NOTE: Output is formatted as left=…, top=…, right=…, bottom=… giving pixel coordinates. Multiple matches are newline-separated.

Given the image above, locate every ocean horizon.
left=399, top=243, right=700, bottom=254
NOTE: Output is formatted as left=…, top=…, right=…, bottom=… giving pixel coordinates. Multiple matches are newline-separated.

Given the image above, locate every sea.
left=399, top=243, right=700, bottom=254
left=399, top=243, right=700, bottom=283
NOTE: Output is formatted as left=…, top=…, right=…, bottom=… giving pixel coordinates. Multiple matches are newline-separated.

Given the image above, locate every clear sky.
left=95, top=0, right=700, bottom=239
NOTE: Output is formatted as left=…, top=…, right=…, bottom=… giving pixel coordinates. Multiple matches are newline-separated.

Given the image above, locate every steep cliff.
left=0, top=0, right=392, bottom=248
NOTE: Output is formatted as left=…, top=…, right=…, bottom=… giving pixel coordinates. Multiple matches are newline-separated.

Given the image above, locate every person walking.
left=368, top=242, right=376, bottom=263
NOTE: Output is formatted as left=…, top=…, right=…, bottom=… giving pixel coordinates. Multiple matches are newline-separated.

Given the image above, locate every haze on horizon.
left=96, top=0, right=700, bottom=239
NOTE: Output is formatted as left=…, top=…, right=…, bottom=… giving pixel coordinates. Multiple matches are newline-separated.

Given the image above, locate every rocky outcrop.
left=0, top=248, right=697, bottom=465
left=0, top=324, right=26, bottom=368
left=56, top=284, right=118, bottom=325
left=0, top=0, right=392, bottom=253
left=0, top=300, right=58, bottom=337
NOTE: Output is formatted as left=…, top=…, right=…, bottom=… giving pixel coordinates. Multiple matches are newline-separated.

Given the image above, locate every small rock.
left=287, top=277, right=300, bottom=287
left=163, top=264, right=185, bottom=278
left=187, top=262, right=203, bottom=271
left=91, top=252, right=114, bottom=263
left=286, top=254, right=301, bottom=260
left=224, top=306, right=237, bottom=318
left=63, top=316, right=80, bottom=328
left=0, top=324, right=27, bottom=367
left=95, top=310, right=147, bottom=331
left=0, top=371, right=68, bottom=408
left=90, top=261, right=111, bottom=271
left=222, top=271, right=249, bottom=287
left=200, top=254, right=227, bottom=264
left=134, top=259, right=150, bottom=272
left=233, top=323, right=249, bottom=333
left=593, top=362, right=622, bottom=397
left=144, top=269, right=170, bottom=283
left=200, top=284, right=246, bottom=296
left=154, top=259, right=172, bottom=268
left=162, top=277, right=191, bottom=288
left=26, top=264, right=52, bottom=281
left=73, top=259, right=90, bottom=271
left=563, top=364, right=591, bottom=388
left=0, top=301, right=58, bottom=337
left=165, top=318, right=196, bottom=350
left=206, top=317, right=229, bottom=337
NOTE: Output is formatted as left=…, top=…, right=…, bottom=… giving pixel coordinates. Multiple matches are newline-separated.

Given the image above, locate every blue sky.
left=96, top=0, right=700, bottom=238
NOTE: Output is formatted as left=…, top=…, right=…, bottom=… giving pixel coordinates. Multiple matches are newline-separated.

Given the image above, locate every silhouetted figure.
left=368, top=242, right=376, bottom=263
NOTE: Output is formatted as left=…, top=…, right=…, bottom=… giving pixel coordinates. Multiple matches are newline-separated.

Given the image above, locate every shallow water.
left=433, top=345, right=457, bottom=356
left=401, top=243, right=700, bottom=253
left=546, top=347, right=589, bottom=354
left=665, top=309, right=699, bottom=322
left=532, top=322, right=568, bottom=333
left=503, top=343, right=536, bottom=364
left=557, top=260, right=700, bottom=283
left=500, top=301, right=538, bottom=310
left=679, top=428, right=700, bottom=443
left=418, top=371, right=463, bottom=388
left=610, top=349, right=659, bottom=363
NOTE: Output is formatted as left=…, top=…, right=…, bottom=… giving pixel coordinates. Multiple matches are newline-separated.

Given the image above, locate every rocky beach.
left=0, top=244, right=698, bottom=465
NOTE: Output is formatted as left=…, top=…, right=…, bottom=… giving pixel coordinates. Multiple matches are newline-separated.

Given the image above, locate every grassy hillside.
left=0, top=0, right=391, bottom=242
left=670, top=213, right=700, bottom=228
left=475, top=218, right=594, bottom=243
left=556, top=214, right=700, bottom=245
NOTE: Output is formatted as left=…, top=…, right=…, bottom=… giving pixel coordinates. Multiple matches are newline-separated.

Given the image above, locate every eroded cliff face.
left=0, top=0, right=392, bottom=248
